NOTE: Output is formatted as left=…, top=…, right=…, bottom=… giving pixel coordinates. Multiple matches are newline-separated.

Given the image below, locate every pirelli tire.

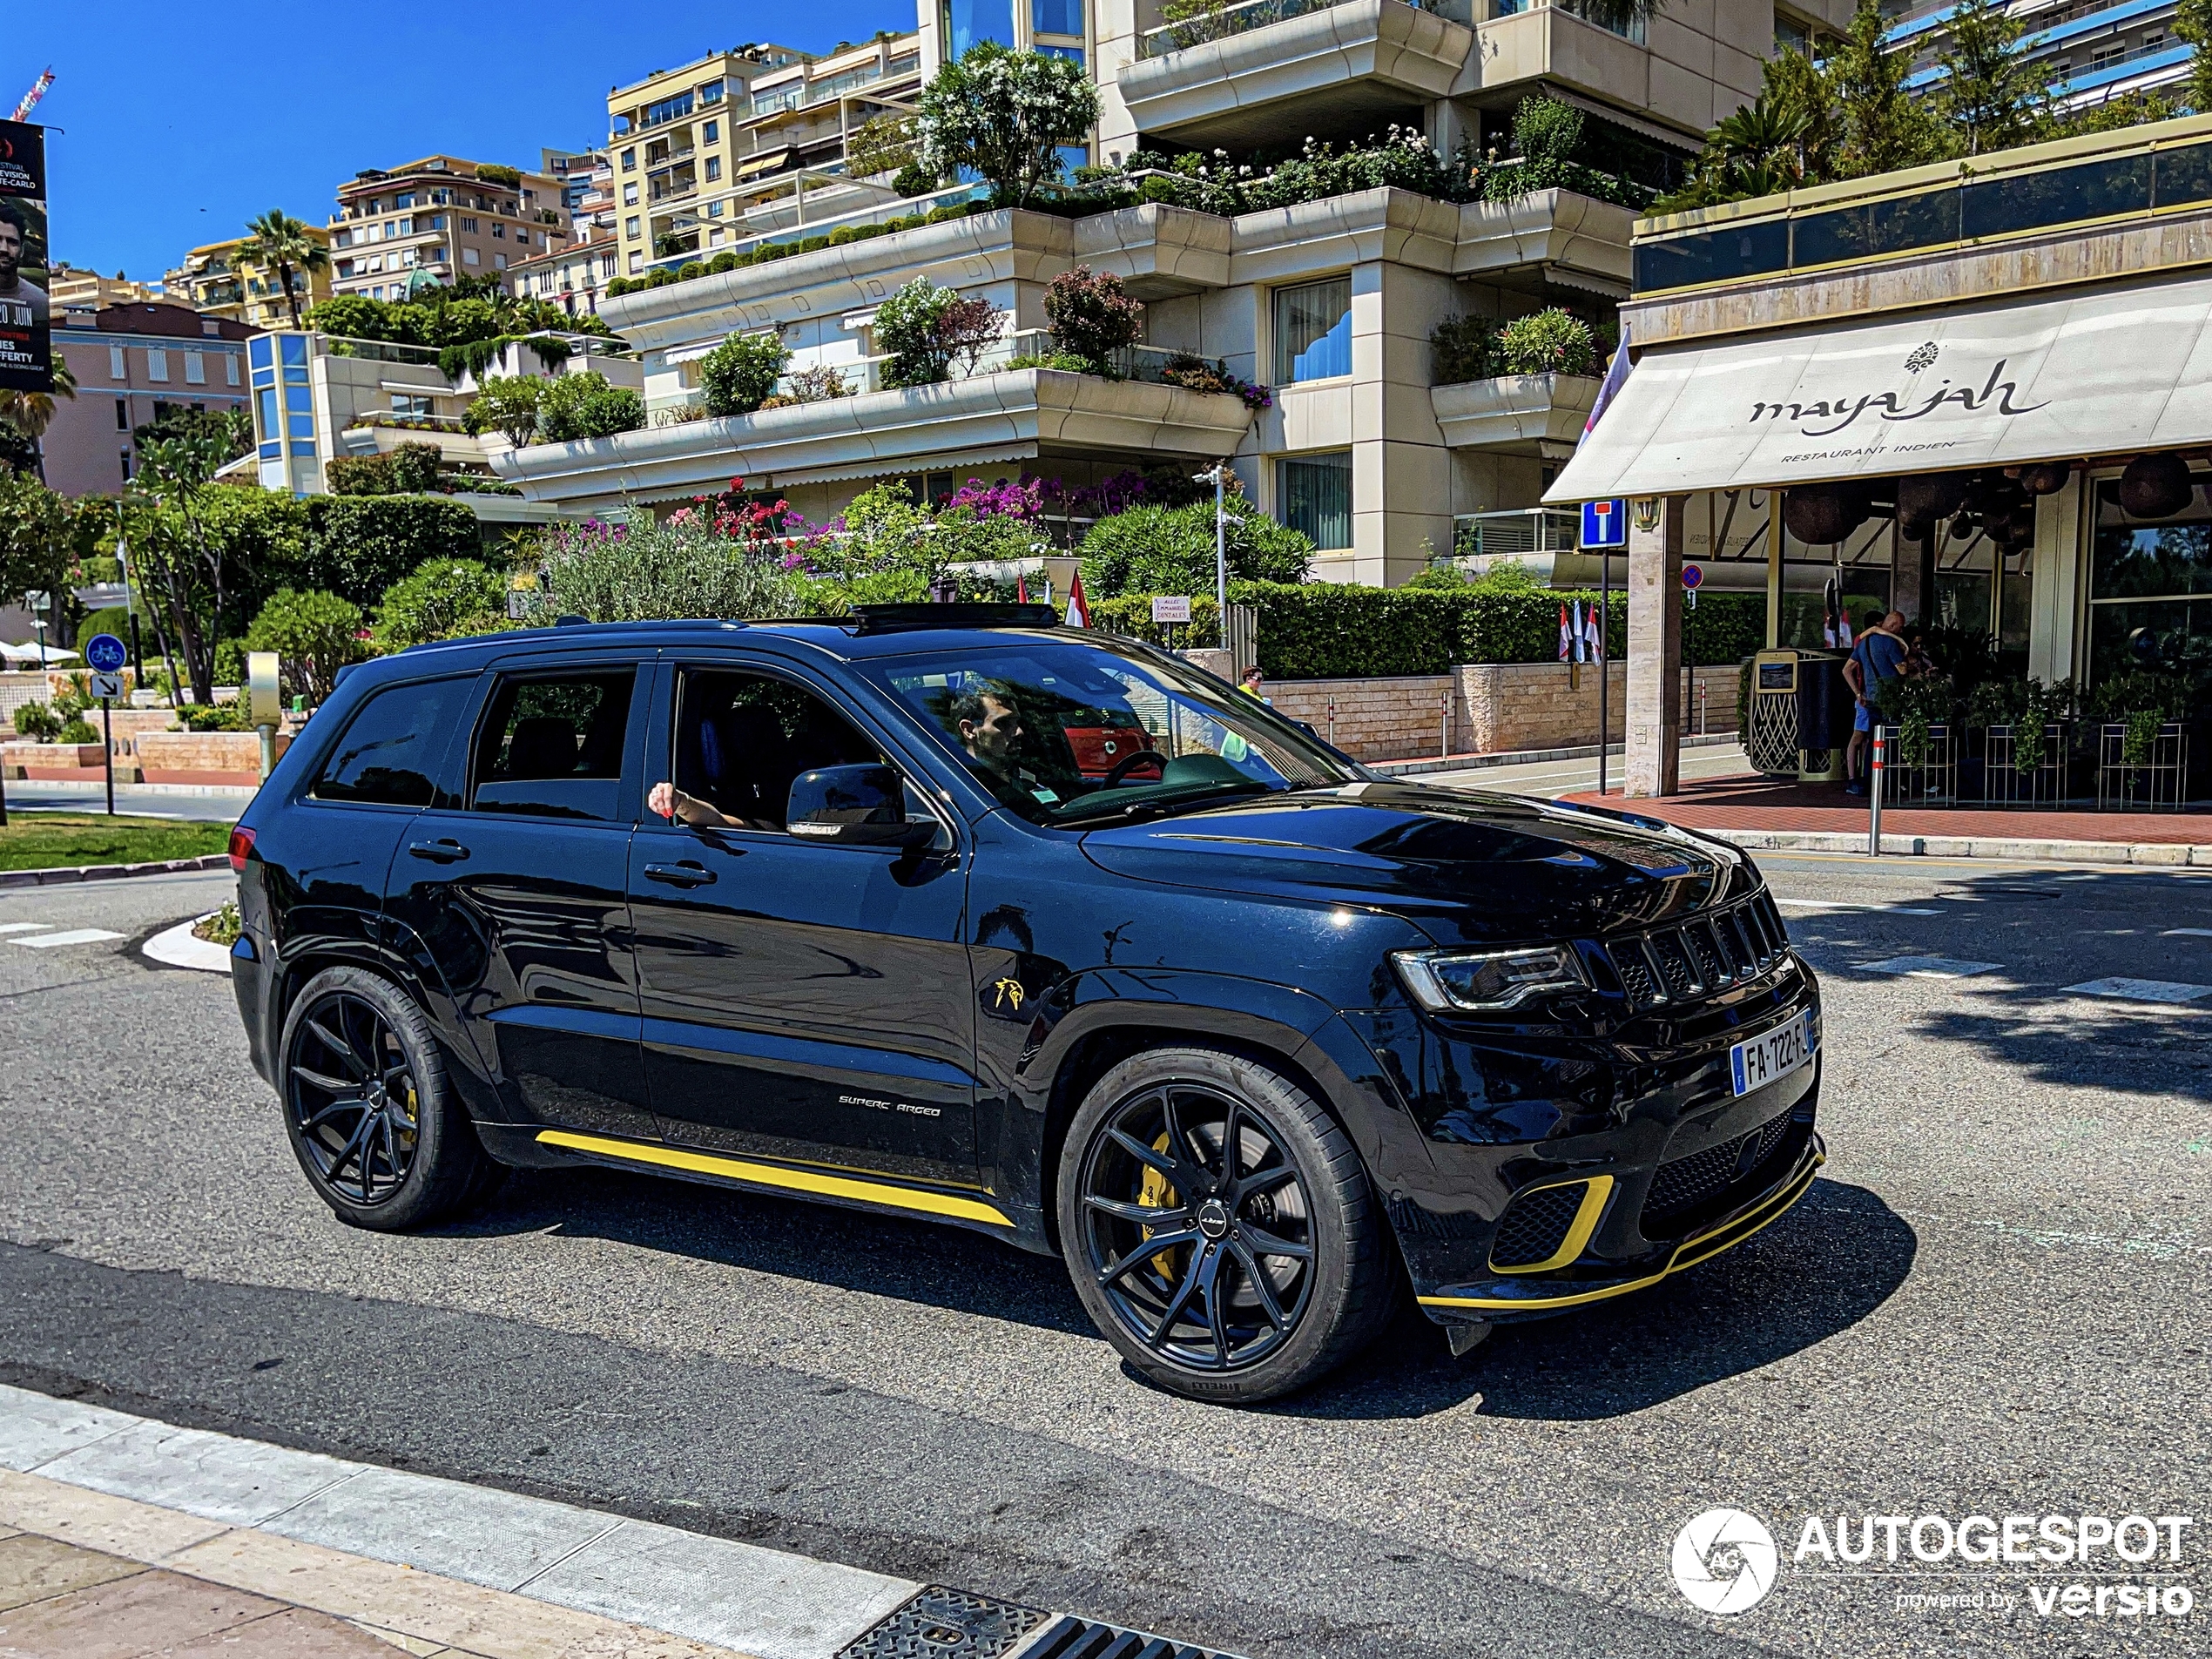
left=1058, top=1046, right=1394, bottom=1404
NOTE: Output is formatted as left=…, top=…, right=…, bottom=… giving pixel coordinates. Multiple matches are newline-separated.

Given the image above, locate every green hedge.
left=300, top=496, right=487, bottom=606
left=1094, top=583, right=1762, bottom=678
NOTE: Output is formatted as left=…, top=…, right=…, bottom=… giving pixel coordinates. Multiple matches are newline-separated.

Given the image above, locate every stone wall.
left=1258, top=664, right=1741, bottom=763
left=136, top=730, right=291, bottom=785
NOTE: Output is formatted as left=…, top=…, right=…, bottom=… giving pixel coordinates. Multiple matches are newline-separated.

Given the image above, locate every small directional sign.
left=1581, top=499, right=1627, bottom=549
left=85, top=632, right=127, bottom=674
left=1150, top=596, right=1191, bottom=624
left=90, top=671, right=125, bottom=701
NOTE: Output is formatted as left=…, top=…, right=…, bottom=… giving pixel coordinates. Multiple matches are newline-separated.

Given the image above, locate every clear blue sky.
left=8, top=3, right=917, bottom=284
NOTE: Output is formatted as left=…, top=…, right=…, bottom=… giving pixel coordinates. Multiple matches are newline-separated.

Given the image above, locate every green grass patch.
left=0, top=813, right=233, bottom=872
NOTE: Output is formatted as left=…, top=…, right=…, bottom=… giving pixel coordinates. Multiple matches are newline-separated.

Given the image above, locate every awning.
left=736, top=149, right=793, bottom=180
left=1546, top=269, right=2212, bottom=503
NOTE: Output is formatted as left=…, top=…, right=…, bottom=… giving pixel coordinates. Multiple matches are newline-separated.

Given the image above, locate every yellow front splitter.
left=1418, top=1139, right=1825, bottom=1315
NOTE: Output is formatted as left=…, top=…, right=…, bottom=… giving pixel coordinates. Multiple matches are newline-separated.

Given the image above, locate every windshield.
left=860, top=637, right=1363, bottom=826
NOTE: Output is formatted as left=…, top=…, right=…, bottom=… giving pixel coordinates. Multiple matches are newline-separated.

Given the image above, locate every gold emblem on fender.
left=992, top=977, right=1026, bottom=1010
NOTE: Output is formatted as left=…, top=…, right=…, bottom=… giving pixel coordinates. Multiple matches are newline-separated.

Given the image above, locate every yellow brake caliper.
left=1139, top=1132, right=1180, bottom=1284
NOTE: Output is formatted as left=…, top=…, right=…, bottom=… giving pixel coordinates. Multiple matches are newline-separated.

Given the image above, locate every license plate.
left=1730, top=1008, right=1817, bottom=1097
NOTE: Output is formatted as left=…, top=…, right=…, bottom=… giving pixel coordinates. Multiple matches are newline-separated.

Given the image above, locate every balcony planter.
left=135, top=729, right=292, bottom=787
left=1123, top=0, right=1474, bottom=148
left=3, top=740, right=108, bottom=780
left=1430, top=373, right=1599, bottom=455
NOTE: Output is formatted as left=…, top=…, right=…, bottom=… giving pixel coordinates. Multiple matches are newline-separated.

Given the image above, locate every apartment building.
left=328, top=157, right=574, bottom=300
left=164, top=232, right=334, bottom=329
left=506, top=230, right=622, bottom=317
left=608, top=46, right=812, bottom=277
left=1892, top=0, right=2188, bottom=114
left=500, top=0, right=1859, bottom=584
left=48, top=266, right=163, bottom=310
left=42, top=304, right=252, bottom=496
left=732, top=35, right=926, bottom=203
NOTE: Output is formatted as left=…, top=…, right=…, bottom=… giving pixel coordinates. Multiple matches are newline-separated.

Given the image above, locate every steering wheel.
left=1100, top=749, right=1169, bottom=787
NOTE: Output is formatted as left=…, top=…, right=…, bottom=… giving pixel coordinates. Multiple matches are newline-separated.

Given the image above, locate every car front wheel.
left=1058, top=1047, right=1393, bottom=1404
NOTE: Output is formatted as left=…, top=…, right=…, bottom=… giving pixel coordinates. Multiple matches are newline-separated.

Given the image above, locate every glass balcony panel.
left=1961, top=152, right=2149, bottom=241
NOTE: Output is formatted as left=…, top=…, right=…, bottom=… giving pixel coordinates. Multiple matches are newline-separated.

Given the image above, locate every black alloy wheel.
left=1060, top=1048, right=1393, bottom=1403
left=287, top=988, right=421, bottom=1205
left=278, top=966, right=492, bottom=1231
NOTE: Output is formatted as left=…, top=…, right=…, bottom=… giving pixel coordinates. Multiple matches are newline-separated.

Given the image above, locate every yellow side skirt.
left=1419, top=1150, right=1824, bottom=1314
left=535, top=1129, right=1015, bottom=1229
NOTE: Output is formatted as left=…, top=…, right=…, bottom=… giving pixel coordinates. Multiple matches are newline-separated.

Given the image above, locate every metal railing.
left=639, top=180, right=991, bottom=278
left=1139, top=0, right=1472, bottom=60
left=1489, top=0, right=1642, bottom=41
left=1451, top=507, right=1580, bottom=556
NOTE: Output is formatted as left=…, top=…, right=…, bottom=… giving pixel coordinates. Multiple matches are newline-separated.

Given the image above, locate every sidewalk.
left=0, top=1384, right=1232, bottom=1659
left=1553, top=773, right=2212, bottom=865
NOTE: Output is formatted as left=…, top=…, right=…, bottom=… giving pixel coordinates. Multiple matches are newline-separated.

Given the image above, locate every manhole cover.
left=837, top=1587, right=1049, bottom=1659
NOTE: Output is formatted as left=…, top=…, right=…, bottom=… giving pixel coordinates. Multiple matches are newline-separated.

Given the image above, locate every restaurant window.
left=1273, top=278, right=1352, bottom=384
left=1278, top=453, right=1352, bottom=551
left=2087, top=470, right=2212, bottom=690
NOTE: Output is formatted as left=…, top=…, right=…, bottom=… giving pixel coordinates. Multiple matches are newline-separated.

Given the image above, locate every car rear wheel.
left=278, top=967, right=490, bottom=1231
left=1058, top=1047, right=1393, bottom=1404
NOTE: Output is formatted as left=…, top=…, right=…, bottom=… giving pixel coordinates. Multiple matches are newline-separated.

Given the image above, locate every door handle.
left=408, top=838, right=469, bottom=863
left=643, top=860, right=714, bottom=887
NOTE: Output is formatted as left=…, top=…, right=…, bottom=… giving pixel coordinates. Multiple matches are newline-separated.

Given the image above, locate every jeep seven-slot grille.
left=1600, top=892, right=1788, bottom=1013
left=1488, top=1182, right=1589, bottom=1271
left=1640, top=1104, right=1797, bottom=1234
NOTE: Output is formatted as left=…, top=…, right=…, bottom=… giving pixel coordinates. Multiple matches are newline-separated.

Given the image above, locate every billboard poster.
left=0, top=118, right=51, bottom=394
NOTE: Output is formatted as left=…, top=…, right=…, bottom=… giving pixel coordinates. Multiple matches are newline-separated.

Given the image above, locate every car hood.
left=1077, top=781, right=1750, bottom=946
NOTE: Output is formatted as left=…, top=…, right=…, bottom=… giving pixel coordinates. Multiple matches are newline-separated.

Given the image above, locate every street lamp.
left=1192, top=463, right=1230, bottom=631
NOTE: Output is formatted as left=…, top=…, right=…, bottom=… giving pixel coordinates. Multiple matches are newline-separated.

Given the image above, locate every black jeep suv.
left=227, top=605, right=1823, bottom=1403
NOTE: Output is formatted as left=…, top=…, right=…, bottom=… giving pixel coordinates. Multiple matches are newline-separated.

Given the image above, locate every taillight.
left=228, top=824, right=257, bottom=873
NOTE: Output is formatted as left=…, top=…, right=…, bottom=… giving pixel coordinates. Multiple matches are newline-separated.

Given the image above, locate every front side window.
left=1278, top=452, right=1352, bottom=550
left=860, top=639, right=1358, bottom=826
left=658, top=670, right=889, bottom=833
left=470, top=671, right=637, bottom=820
left=1274, top=277, right=1352, bottom=383
left=313, top=678, right=472, bottom=807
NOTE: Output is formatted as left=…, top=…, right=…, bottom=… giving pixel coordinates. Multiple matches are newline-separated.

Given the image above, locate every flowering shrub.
left=532, top=500, right=818, bottom=623
left=698, top=331, right=789, bottom=416
left=1430, top=308, right=1609, bottom=382
left=373, top=558, right=513, bottom=651
left=874, top=277, right=1006, bottom=388
left=917, top=43, right=1099, bottom=208
left=1157, top=354, right=1272, bottom=411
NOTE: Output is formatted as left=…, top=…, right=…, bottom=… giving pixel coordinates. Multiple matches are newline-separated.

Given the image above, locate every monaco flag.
left=1064, top=567, right=1091, bottom=628
left=1557, top=603, right=1573, bottom=662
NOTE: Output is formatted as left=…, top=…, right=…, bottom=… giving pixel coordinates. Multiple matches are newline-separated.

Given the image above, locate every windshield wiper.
left=1051, top=779, right=1273, bottom=826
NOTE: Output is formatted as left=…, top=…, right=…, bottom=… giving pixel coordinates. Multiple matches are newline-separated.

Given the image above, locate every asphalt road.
left=0, top=853, right=2206, bottom=1659
left=1, top=780, right=251, bottom=822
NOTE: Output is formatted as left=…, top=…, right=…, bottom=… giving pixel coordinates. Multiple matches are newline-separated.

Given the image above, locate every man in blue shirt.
left=1842, top=610, right=1909, bottom=796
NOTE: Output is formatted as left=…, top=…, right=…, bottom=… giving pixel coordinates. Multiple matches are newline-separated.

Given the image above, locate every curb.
left=142, top=914, right=235, bottom=973
left=0, top=1383, right=1244, bottom=1659
left=5, top=777, right=260, bottom=798
left=1698, top=826, right=2212, bottom=866
left=1374, top=732, right=1742, bottom=779
left=0, top=853, right=233, bottom=889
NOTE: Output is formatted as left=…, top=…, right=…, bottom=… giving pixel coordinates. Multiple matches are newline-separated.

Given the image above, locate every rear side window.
left=470, top=669, right=637, bottom=821
left=312, top=678, right=470, bottom=806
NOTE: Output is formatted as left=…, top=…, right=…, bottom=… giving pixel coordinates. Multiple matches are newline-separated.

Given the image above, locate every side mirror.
left=787, top=764, right=935, bottom=848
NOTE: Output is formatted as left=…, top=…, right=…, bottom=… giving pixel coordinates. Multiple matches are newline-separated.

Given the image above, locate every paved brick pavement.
left=1562, top=772, right=2212, bottom=845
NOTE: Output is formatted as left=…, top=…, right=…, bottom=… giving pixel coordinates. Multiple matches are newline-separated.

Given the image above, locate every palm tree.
left=243, top=209, right=328, bottom=329
left=0, top=358, right=77, bottom=478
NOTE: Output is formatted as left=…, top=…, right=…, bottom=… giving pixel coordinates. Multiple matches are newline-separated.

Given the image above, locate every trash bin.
left=1745, top=650, right=1803, bottom=775
left=1795, top=652, right=1852, bottom=781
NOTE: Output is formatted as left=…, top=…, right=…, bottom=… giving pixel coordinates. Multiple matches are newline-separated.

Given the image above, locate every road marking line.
left=2161, top=927, right=2212, bottom=938
left=2062, top=977, right=2212, bottom=1005
left=1774, top=900, right=1942, bottom=914
left=0, top=922, right=54, bottom=934
left=1853, top=955, right=2001, bottom=978
left=10, top=928, right=124, bottom=948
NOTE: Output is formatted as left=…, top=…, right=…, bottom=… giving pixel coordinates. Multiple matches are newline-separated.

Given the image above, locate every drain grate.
left=1014, top=1614, right=1247, bottom=1659
left=837, top=1586, right=1049, bottom=1659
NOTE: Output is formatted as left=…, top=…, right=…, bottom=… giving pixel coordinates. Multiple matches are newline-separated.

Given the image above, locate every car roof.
left=381, top=617, right=1087, bottom=670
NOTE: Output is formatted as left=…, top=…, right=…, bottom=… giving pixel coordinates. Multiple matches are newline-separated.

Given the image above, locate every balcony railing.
left=658, top=329, right=1256, bottom=413
left=1451, top=507, right=1580, bottom=557
left=1139, top=0, right=1472, bottom=58
left=1489, top=0, right=1642, bottom=44
left=639, top=179, right=988, bottom=277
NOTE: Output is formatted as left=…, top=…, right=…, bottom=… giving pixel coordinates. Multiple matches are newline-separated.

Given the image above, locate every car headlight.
left=1391, top=945, right=1588, bottom=1013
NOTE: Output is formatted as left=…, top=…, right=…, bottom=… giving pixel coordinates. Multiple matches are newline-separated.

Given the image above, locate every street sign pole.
left=84, top=634, right=130, bottom=819
left=1581, top=500, right=1626, bottom=798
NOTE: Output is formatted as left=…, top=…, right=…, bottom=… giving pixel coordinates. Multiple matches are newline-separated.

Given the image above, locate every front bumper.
left=1416, top=1131, right=1825, bottom=1321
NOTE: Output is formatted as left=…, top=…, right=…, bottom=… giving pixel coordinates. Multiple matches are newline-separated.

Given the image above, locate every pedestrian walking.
left=1841, top=610, right=1909, bottom=795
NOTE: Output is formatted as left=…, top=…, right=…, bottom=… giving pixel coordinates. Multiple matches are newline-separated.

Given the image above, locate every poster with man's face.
left=0, top=119, right=52, bottom=394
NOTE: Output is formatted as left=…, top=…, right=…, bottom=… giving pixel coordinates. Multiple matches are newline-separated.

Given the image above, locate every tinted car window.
left=312, top=677, right=470, bottom=806
left=470, top=670, right=636, bottom=821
